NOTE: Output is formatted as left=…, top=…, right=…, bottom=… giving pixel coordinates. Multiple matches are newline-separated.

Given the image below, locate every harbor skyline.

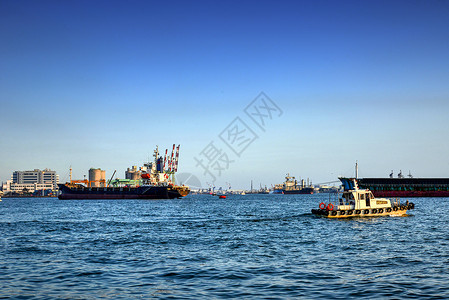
left=1, top=0, right=449, bottom=189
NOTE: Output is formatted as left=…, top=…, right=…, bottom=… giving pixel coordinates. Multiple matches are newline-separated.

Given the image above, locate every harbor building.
left=89, top=168, right=106, bottom=187
left=125, top=166, right=142, bottom=180
left=2, top=169, right=59, bottom=195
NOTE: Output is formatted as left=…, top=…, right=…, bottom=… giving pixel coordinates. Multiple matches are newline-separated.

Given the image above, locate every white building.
left=2, top=169, right=59, bottom=194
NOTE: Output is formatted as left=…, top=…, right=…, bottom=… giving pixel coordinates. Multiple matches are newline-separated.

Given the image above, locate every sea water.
left=0, top=194, right=448, bottom=299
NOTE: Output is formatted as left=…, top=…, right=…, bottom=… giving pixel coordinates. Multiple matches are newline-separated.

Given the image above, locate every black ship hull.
left=58, top=184, right=189, bottom=200
left=272, top=187, right=314, bottom=194
left=353, top=177, right=449, bottom=198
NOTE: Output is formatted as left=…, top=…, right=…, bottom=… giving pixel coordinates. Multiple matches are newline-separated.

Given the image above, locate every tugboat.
left=312, top=178, right=415, bottom=218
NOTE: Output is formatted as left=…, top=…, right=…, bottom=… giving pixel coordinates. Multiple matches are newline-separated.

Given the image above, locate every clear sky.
left=1, top=0, right=448, bottom=189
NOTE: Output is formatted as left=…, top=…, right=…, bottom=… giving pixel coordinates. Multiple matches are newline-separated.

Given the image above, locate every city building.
left=2, top=169, right=59, bottom=195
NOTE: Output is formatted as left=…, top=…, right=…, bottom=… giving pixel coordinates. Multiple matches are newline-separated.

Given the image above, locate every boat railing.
left=323, top=191, right=352, bottom=210
left=392, top=198, right=401, bottom=207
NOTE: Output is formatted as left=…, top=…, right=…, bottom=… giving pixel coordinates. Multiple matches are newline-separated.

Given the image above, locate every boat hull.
left=312, top=206, right=412, bottom=218
left=273, top=188, right=314, bottom=194
left=58, top=184, right=190, bottom=200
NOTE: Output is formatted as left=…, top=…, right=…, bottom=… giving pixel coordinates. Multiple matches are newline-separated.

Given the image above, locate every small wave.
left=75, top=270, right=104, bottom=277
left=9, top=246, right=54, bottom=255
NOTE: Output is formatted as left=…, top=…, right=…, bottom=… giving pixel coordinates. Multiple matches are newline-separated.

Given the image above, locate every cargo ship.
left=342, top=168, right=449, bottom=197
left=272, top=173, right=314, bottom=194
left=58, top=145, right=190, bottom=200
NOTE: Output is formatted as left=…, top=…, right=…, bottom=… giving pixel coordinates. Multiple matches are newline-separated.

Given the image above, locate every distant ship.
left=272, top=173, right=314, bottom=194
left=246, top=181, right=270, bottom=194
left=58, top=145, right=190, bottom=200
left=342, top=170, right=449, bottom=198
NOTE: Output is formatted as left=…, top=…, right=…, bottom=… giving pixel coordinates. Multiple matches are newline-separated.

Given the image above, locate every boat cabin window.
left=360, top=193, right=365, bottom=200
left=342, top=192, right=357, bottom=205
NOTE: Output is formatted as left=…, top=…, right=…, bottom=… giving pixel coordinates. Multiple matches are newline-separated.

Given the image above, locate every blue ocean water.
left=0, top=194, right=448, bottom=299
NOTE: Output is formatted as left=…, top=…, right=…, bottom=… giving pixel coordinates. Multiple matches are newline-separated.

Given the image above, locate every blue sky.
left=1, top=0, right=448, bottom=189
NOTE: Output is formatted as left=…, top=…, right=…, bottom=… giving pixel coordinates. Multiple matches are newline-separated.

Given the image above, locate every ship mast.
left=163, top=149, right=168, bottom=171
left=355, top=161, right=358, bottom=179
left=174, top=145, right=180, bottom=172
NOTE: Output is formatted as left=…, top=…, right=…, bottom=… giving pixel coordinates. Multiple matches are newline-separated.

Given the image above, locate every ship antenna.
left=355, top=160, right=358, bottom=179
